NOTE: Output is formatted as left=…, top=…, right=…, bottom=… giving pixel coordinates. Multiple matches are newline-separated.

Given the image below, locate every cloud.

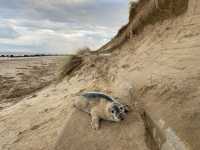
left=0, top=18, right=115, bottom=53
left=0, top=24, right=19, bottom=39
left=0, top=0, right=128, bottom=54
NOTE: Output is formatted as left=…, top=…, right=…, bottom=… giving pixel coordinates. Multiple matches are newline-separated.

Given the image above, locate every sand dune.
left=1, top=0, right=200, bottom=150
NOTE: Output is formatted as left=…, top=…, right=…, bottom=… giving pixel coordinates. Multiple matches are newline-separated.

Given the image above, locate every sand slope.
left=1, top=0, right=200, bottom=150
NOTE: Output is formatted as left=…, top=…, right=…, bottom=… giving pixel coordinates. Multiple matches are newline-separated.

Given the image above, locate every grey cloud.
left=0, top=0, right=127, bottom=27
left=0, top=0, right=128, bottom=53
left=0, top=25, right=19, bottom=39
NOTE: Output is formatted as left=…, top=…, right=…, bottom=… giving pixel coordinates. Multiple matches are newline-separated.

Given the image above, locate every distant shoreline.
left=0, top=54, right=74, bottom=58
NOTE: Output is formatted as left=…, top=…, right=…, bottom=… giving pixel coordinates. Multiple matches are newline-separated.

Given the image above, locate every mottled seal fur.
left=73, top=91, right=129, bottom=130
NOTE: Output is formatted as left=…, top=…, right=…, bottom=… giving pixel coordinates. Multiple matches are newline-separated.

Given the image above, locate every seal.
left=73, top=91, right=129, bottom=130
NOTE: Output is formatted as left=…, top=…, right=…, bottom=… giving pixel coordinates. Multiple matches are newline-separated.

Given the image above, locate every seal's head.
left=118, top=103, right=129, bottom=115
left=108, top=102, right=129, bottom=122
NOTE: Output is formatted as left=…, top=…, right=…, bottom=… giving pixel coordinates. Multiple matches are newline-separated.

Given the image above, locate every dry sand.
left=1, top=0, right=200, bottom=150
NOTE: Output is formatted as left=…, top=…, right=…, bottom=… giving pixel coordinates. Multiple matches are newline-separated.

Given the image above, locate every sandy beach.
left=0, top=1, right=200, bottom=150
left=0, top=56, right=67, bottom=109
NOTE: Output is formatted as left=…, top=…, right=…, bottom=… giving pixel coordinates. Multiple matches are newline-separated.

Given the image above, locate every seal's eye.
left=119, top=107, right=123, bottom=110
left=111, top=110, right=114, bottom=113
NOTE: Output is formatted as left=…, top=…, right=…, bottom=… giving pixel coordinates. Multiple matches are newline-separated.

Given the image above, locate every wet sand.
left=0, top=56, right=67, bottom=109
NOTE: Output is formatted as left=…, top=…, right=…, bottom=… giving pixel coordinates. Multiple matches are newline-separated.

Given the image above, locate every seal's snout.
left=125, top=109, right=128, bottom=113
left=118, top=113, right=125, bottom=121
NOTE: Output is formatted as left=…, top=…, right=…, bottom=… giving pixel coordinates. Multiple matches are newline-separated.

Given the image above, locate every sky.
left=0, top=0, right=129, bottom=54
